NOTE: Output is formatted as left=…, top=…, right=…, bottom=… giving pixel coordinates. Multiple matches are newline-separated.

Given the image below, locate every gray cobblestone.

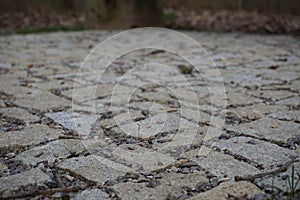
left=0, top=124, right=62, bottom=155
left=0, top=30, right=299, bottom=199
left=0, top=168, right=50, bottom=196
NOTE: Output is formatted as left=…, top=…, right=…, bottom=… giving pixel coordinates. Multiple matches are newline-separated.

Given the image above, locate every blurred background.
left=0, top=0, right=299, bottom=34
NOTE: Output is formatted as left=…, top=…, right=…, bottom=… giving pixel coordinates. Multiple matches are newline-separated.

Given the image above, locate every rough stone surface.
left=0, top=168, right=50, bottom=196
left=275, top=96, right=300, bottom=107
left=0, top=31, right=299, bottom=199
left=58, top=155, right=133, bottom=183
left=189, top=181, right=263, bottom=200
left=268, top=110, right=300, bottom=122
left=0, top=124, right=62, bottom=155
left=112, top=144, right=175, bottom=172
left=110, top=113, right=197, bottom=139
left=187, top=149, right=260, bottom=178
left=248, top=89, right=295, bottom=101
left=14, top=91, right=71, bottom=112
left=225, top=103, right=285, bottom=122
left=45, top=111, right=97, bottom=135
left=215, top=136, right=297, bottom=168
left=112, top=172, right=208, bottom=200
left=226, top=117, right=300, bottom=144
left=74, top=188, right=110, bottom=200
left=15, top=139, right=86, bottom=166
left=0, top=107, right=39, bottom=124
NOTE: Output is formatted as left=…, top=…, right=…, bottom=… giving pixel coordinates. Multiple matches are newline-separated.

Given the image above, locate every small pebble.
left=154, top=173, right=163, bottom=179
left=6, top=153, right=16, bottom=158
left=126, top=172, right=139, bottom=179
left=139, top=171, right=152, bottom=176
left=126, top=138, right=136, bottom=144
left=179, top=159, right=188, bottom=164
left=53, top=153, right=59, bottom=157
left=45, top=180, right=58, bottom=188
left=146, top=179, right=161, bottom=188
left=127, top=146, right=135, bottom=150
left=171, top=166, right=178, bottom=172
left=141, top=109, right=149, bottom=116
left=69, top=149, right=77, bottom=155
left=181, top=168, right=191, bottom=174
left=157, top=161, right=163, bottom=166
left=199, top=183, right=212, bottom=192
left=105, top=179, right=117, bottom=186
left=210, top=177, right=218, bottom=187
left=205, top=171, right=216, bottom=179
left=146, top=175, right=154, bottom=179
left=219, top=133, right=230, bottom=140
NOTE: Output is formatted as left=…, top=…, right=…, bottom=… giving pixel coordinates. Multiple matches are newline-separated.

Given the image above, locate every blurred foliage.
left=163, top=8, right=177, bottom=26
left=0, top=0, right=299, bottom=34
left=15, top=25, right=84, bottom=34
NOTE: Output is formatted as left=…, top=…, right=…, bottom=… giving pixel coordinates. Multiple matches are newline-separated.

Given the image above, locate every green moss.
left=178, top=64, right=193, bottom=74
left=163, top=8, right=177, bottom=24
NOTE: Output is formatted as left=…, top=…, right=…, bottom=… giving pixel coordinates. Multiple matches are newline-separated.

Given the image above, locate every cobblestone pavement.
left=0, top=30, right=299, bottom=199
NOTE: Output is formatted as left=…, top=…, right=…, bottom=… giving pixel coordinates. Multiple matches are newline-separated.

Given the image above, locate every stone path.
left=0, top=30, right=299, bottom=199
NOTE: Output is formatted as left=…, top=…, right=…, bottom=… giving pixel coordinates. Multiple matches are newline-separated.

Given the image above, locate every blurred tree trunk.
left=84, top=0, right=163, bottom=29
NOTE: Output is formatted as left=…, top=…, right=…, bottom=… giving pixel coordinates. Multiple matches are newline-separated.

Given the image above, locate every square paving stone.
left=74, top=188, right=110, bottom=200
left=58, top=155, right=133, bottom=183
left=0, top=80, right=40, bottom=98
left=29, top=79, right=74, bottom=90
left=180, top=107, right=211, bottom=124
left=248, top=89, right=295, bottom=101
left=225, top=89, right=262, bottom=107
left=0, top=107, right=39, bottom=124
left=226, top=117, right=300, bottom=144
left=268, top=110, right=300, bottom=122
left=0, top=124, right=62, bottom=155
left=225, top=103, right=285, bottom=121
left=189, top=181, right=263, bottom=200
left=15, top=139, right=86, bottom=166
left=14, top=91, right=71, bottom=112
left=215, top=136, right=298, bottom=169
left=0, top=168, right=50, bottom=197
left=45, top=111, right=97, bottom=136
left=110, top=113, right=198, bottom=139
left=112, top=144, right=175, bottom=172
left=275, top=96, right=300, bottom=107
left=186, top=149, right=260, bottom=179
left=112, top=172, right=208, bottom=200
left=63, top=84, right=134, bottom=104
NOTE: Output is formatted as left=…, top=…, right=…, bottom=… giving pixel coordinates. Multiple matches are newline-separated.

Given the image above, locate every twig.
left=1, top=185, right=87, bottom=200
left=235, top=159, right=298, bottom=181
